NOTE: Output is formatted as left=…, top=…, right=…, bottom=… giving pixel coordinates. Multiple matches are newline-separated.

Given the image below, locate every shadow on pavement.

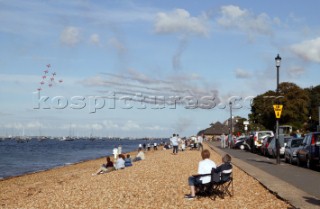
left=247, top=159, right=277, bottom=165
left=303, top=196, right=320, bottom=206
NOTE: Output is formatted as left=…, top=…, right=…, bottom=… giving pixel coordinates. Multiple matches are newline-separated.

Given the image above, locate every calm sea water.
left=0, top=138, right=165, bottom=179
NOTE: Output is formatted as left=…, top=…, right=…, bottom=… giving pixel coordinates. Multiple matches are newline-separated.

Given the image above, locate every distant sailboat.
left=90, top=128, right=95, bottom=141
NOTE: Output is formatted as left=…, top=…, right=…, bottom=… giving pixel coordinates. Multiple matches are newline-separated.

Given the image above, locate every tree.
left=278, top=82, right=309, bottom=131
left=307, top=85, right=320, bottom=131
left=249, top=82, right=310, bottom=132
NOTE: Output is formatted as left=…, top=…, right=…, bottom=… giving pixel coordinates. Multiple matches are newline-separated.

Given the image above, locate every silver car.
left=284, top=137, right=303, bottom=164
left=267, top=136, right=287, bottom=158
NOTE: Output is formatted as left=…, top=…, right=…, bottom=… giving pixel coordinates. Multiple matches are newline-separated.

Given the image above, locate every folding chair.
left=211, top=166, right=233, bottom=200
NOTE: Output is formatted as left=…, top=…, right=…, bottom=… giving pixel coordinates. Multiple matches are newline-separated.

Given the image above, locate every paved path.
left=207, top=141, right=320, bottom=209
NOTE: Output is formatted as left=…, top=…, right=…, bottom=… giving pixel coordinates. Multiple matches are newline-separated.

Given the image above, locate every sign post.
left=273, top=104, right=283, bottom=164
left=273, top=105, right=283, bottom=119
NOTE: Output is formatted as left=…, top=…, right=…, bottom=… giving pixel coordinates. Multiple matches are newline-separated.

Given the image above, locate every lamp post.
left=229, top=101, right=233, bottom=148
left=275, top=54, right=281, bottom=164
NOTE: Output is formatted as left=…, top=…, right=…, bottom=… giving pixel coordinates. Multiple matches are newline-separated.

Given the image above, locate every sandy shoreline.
left=0, top=143, right=291, bottom=209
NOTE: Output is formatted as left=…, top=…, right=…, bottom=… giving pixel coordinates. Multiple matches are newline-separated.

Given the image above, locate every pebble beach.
left=0, top=143, right=292, bottom=209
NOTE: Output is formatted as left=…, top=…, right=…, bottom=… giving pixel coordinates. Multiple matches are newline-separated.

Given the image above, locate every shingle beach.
left=0, top=143, right=291, bottom=209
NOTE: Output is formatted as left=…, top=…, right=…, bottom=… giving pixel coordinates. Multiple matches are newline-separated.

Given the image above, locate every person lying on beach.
left=92, top=156, right=115, bottom=175
left=124, top=154, right=133, bottom=167
left=114, top=154, right=125, bottom=170
left=132, top=148, right=145, bottom=162
left=185, top=149, right=216, bottom=199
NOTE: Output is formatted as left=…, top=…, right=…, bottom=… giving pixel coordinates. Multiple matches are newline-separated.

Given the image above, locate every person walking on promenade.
left=170, top=134, right=179, bottom=155
left=220, top=133, right=226, bottom=148
left=197, top=134, right=204, bottom=151
left=185, top=149, right=216, bottom=199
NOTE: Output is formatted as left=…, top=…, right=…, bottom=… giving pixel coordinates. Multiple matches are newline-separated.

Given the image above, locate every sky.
left=0, top=0, right=319, bottom=138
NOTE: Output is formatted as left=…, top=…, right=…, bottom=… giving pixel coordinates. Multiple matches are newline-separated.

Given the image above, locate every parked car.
left=233, top=136, right=249, bottom=150
left=296, top=132, right=320, bottom=169
left=250, top=131, right=274, bottom=153
left=267, top=136, right=287, bottom=158
left=284, top=137, right=304, bottom=164
left=260, top=136, right=274, bottom=156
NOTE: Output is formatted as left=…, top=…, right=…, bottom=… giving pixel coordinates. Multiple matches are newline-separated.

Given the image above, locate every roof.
left=204, top=122, right=229, bottom=135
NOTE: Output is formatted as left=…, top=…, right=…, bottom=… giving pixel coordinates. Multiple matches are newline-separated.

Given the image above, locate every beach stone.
left=0, top=143, right=291, bottom=209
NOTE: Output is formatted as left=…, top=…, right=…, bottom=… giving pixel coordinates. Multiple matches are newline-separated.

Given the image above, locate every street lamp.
left=275, top=54, right=281, bottom=164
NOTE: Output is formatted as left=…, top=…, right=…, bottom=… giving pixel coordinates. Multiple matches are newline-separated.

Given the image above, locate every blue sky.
left=0, top=0, right=319, bottom=138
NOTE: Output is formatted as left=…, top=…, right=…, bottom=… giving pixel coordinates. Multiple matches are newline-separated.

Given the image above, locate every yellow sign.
left=273, top=105, right=283, bottom=118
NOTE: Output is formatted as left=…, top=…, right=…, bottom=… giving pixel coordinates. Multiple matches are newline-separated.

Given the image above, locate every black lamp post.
left=275, top=54, right=281, bottom=164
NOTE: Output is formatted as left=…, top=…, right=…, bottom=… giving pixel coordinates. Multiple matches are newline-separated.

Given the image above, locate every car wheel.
left=240, top=144, right=245, bottom=150
left=285, top=156, right=288, bottom=163
left=297, top=156, right=301, bottom=166
left=306, top=157, right=314, bottom=169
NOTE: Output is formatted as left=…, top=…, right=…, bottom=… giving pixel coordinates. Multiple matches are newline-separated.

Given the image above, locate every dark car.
left=284, top=137, right=303, bottom=164
left=233, top=136, right=249, bottom=150
left=296, top=132, right=320, bottom=169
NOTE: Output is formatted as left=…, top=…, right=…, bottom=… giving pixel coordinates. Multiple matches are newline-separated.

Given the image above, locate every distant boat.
left=60, top=136, right=74, bottom=141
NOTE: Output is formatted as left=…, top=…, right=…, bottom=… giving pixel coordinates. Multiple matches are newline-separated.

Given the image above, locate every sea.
left=0, top=137, right=166, bottom=180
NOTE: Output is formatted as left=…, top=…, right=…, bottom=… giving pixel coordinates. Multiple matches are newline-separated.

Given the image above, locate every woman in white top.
left=185, top=149, right=216, bottom=199
left=133, top=148, right=145, bottom=162
left=114, top=154, right=125, bottom=170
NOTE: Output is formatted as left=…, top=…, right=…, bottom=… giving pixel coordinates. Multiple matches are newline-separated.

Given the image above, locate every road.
left=208, top=141, right=320, bottom=199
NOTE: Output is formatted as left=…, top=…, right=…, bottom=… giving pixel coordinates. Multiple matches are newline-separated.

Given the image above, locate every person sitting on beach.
left=124, top=154, right=133, bottom=167
left=114, top=154, right=125, bottom=170
left=132, top=148, right=145, bottom=162
left=185, top=149, right=216, bottom=199
left=92, top=156, right=115, bottom=175
left=213, top=154, right=232, bottom=182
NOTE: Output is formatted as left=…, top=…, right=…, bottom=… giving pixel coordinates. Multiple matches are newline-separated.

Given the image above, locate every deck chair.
left=211, top=165, right=233, bottom=200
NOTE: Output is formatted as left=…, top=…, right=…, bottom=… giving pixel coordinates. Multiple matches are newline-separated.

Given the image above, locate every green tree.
left=279, top=82, right=309, bottom=131
left=307, top=85, right=320, bottom=131
left=249, top=82, right=310, bottom=132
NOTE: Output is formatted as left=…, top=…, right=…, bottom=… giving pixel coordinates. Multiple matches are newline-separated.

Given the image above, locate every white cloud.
left=108, top=37, right=127, bottom=54
left=217, top=5, right=273, bottom=36
left=102, top=120, right=119, bottom=129
left=121, top=120, right=141, bottom=131
left=235, top=68, right=252, bottom=79
left=154, top=8, right=209, bottom=36
left=286, top=66, right=306, bottom=78
left=2, top=121, right=46, bottom=131
left=60, top=26, right=81, bottom=46
left=290, top=37, right=320, bottom=63
left=89, top=34, right=100, bottom=45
